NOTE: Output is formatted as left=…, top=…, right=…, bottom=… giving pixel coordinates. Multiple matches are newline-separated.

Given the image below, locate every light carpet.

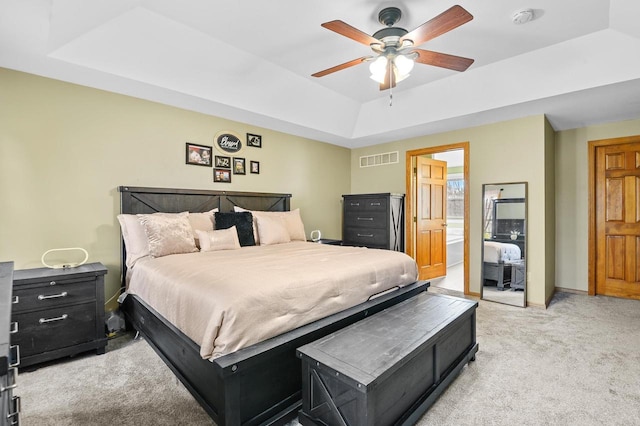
left=19, top=289, right=640, bottom=425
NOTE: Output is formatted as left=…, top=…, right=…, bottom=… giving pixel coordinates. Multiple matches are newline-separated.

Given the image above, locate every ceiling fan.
left=312, top=5, right=474, bottom=91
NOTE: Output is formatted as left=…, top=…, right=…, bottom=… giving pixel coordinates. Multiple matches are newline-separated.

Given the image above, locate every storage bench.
left=296, top=292, right=478, bottom=426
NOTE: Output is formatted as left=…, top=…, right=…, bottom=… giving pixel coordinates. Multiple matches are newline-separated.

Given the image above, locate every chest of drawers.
left=0, top=262, right=20, bottom=426
left=342, top=193, right=405, bottom=251
left=11, top=263, right=107, bottom=368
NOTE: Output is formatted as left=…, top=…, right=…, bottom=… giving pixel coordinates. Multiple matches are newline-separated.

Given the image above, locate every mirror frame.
left=481, top=182, right=527, bottom=307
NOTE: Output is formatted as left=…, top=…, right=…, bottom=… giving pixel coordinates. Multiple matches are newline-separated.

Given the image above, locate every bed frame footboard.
left=122, top=281, right=430, bottom=426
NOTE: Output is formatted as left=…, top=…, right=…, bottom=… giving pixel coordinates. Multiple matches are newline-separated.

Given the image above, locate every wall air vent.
left=359, top=151, right=399, bottom=168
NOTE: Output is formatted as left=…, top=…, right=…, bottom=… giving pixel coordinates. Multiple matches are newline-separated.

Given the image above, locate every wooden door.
left=415, top=157, right=448, bottom=280
left=595, top=141, right=640, bottom=299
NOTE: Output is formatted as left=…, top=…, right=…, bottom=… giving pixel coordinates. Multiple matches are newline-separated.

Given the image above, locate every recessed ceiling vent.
left=360, top=151, right=399, bottom=168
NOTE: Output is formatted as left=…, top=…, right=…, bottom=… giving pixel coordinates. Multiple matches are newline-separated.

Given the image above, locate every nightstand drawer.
left=344, top=197, right=387, bottom=212
left=11, top=303, right=96, bottom=357
left=344, top=211, right=388, bottom=229
left=13, top=279, right=95, bottom=313
left=343, top=228, right=389, bottom=248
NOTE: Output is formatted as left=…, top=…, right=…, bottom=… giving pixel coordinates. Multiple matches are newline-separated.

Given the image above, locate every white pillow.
left=233, top=207, right=306, bottom=244
left=255, top=215, right=291, bottom=246
left=196, top=226, right=241, bottom=251
left=117, top=214, right=150, bottom=269
left=138, top=212, right=198, bottom=258
left=188, top=209, right=218, bottom=248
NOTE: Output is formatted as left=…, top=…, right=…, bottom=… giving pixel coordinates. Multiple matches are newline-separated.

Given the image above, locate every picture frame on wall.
left=233, top=157, right=246, bottom=175
left=247, top=133, right=262, bottom=148
left=214, top=168, right=232, bottom=183
left=250, top=161, right=260, bottom=174
left=215, top=155, right=231, bottom=169
left=186, top=143, right=212, bottom=167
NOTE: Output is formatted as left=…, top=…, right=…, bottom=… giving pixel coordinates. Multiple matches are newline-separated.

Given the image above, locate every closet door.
left=595, top=140, right=640, bottom=299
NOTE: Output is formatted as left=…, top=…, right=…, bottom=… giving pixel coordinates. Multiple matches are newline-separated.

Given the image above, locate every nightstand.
left=11, top=263, right=107, bottom=368
left=313, top=239, right=342, bottom=246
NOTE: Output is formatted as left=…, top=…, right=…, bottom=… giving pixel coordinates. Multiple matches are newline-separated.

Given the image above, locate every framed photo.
left=214, top=168, right=231, bottom=183
left=215, top=155, right=231, bottom=169
left=186, top=143, right=212, bottom=167
left=250, top=161, right=260, bottom=174
left=247, top=133, right=262, bottom=148
left=233, top=157, right=246, bottom=175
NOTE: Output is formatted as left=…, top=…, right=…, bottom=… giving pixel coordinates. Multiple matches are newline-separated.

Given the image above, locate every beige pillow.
left=138, top=212, right=198, bottom=258
left=196, top=226, right=241, bottom=252
left=233, top=207, right=306, bottom=243
left=280, top=209, right=306, bottom=241
left=117, top=214, right=150, bottom=269
left=188, top=209, right=218, bottom=247
left=255, top=215, right=291, bottom=246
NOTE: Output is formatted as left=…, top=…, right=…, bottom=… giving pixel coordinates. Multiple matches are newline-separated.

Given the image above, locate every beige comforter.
left=127, top=241, right=418, bottom=359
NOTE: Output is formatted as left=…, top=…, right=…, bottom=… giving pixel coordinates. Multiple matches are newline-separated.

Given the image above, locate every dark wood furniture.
left=119, top=186, right=427, bottom=426
left=0, top=262, right=20, bottom=426
left=297, top=293, right=478, bottom=426
left=490, top=197, right=525, bottom=258
left=342, top=193, right=404, bottom=251
left=483, top=261, right=512, bottom=290
left=507, top=259, right=525, bottom=290
left=11, top=263, right=107, bottom=368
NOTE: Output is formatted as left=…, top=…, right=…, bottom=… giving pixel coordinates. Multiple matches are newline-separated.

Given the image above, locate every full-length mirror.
left=481, top=183, right=527, bottom=307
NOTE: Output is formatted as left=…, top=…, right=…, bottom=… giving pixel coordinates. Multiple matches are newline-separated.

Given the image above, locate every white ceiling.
left=2, top=0, right=640, bottom=148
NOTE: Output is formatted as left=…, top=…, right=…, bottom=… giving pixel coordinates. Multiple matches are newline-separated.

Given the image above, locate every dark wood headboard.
left=119, top=186, right=291, bottom=215
left=118, top=186, right=292, bottom=283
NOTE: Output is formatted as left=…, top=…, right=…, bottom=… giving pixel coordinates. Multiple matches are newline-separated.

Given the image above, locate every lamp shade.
left=394, top=54, right=414, bottom=78
left=369, top=56, right=388, bottom=84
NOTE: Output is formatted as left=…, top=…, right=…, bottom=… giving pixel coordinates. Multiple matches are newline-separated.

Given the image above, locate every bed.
left=118, top=186, right=427, bottom=425
left=483, top=241, right=521, bottom=290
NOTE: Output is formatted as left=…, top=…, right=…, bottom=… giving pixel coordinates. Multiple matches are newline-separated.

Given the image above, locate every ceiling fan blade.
left=321, top=20, right=382, bottom=47
left=312, top=56, right=370, bottom=78
left=399, top=5, right=473, bottom=47
left=414, top=49, right=474, bottom=72
left=379, top=67, right=396, bottom=91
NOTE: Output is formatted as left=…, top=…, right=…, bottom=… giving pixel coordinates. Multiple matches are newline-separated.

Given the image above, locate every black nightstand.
left=11, top=262, right=107, bottom=368
left=313, top=239, right=342, bottom=246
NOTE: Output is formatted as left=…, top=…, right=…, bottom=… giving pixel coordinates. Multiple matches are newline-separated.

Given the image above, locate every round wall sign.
left=214, top=131, right=243, bottom=154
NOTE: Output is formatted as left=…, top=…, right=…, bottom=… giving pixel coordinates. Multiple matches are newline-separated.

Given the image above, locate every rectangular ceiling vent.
left=359, top=151, right=399, bottom=168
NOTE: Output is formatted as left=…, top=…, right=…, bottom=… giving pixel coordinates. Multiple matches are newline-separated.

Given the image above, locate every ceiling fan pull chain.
left=389, top=60, right=393, bottom=107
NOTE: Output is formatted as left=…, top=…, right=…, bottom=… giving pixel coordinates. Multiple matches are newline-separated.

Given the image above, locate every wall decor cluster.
left=186, top=131, right=262, bottom=183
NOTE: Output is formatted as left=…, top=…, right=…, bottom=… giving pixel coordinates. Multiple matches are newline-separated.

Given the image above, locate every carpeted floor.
left=18, top=289, right=640, bottom=425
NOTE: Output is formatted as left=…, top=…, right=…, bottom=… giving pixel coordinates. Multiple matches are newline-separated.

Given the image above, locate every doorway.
left=406, top=142, right=469, bottom=295
left=588, top=136, right=640, bottom=299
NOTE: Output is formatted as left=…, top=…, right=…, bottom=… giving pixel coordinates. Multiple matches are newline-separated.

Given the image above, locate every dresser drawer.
left=344, top=211, right=388, bottom=229
left=344, top=197, right=388, bottom=212
left=343, top=228, right=389, bottom=248
left=13, top=278, right=95, bottom=313
left=11, top=302, right=96, bottom=358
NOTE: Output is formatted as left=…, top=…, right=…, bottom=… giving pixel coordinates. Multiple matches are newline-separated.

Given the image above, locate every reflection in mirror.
left=481, top=183, right=527, bottom=307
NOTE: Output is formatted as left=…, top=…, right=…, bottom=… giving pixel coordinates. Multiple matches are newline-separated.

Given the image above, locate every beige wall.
left=4, top=68, right=640, bottom=310
left=544, top=117, right=556, bottom=304
left=555, top=117, right=640, bottom=292
left=0, top=69, right=350, bottom=309
left=350, top=115, right=551, bottom=306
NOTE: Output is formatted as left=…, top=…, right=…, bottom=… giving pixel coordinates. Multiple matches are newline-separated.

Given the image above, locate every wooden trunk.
left=297, top=293, right=478, bottom=426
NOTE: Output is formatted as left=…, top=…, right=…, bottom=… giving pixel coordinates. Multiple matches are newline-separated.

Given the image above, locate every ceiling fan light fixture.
left=369, top=56, right=388, bottom=83
left=394, top=54, right=415, bottom=77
